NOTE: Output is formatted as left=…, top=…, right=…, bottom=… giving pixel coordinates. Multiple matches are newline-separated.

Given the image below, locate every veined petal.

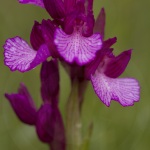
left=4, top=37, right=50, bottom=72
left=54, top=28, right=102, bottom=65
left=91, top=73, right=140, bottom=107
left=18, top=0, right=44, bottom=8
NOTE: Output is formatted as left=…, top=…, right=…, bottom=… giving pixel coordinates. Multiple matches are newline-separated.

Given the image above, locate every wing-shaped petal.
left=4, top=37, right=50, bottom=72
left=54, top=28, right=102, bottom=65
left=91, top=73, right=140, bottom=107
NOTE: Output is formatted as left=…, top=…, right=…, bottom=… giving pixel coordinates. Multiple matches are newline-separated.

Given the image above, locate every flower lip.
left=91, top=73, right=140, bottom=107
left=54, top=27, right=102, bottom=65
left=3, top=36, right=50, bottom=72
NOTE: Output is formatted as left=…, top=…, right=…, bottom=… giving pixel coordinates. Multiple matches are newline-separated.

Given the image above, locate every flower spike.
left=4, top=37, right=50, bottom=72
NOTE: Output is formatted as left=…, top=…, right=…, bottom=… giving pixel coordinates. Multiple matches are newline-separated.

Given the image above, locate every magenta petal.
left=41, top=19, right=59, bottom=57
left=36, top=103, right=53, bottom=143
left=30, top=21, right=45, bottom=50
left=85, top=37, right=117, bottom=79
left=18, top=0, right=44, bottom=8
left=4, top=37, right=50, bottom=72
left=40, top=60, right=59, bottom=103
left=5, top=84, right=37, bottom=125
left=64, top=0, right=76, bottom=13
left=82, top=14, right=95, bottom=37
left=91, top=74, right=140, bottom=107
left=82, top=0, right=94, bottom=37
left=94, top=8, right=105, bottom=40
left=104, top=50, right=132, bottom=78
left=63, top=12, right=77, bottom=35
left=43, top=0, right=65, bottom=19
left=54, top=28, right=102, bottom=65
left=36, top=103, right=66, bottom=149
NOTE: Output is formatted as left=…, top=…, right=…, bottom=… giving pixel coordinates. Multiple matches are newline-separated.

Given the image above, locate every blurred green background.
left=0, top=0, right=149, bottom=150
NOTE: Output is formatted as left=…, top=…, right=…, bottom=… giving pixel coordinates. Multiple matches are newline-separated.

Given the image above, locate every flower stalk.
left=66, top=79, right=87, bottom=150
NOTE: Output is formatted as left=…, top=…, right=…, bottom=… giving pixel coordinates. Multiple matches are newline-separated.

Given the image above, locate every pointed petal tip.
left=5, top=93, right=10, bottom=100
left=123, top=49, right=132, bottom=55
left=94, top=7, right=106, bottom=39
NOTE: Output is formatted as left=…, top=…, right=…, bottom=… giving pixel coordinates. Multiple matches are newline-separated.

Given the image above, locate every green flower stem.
left=66, top=80, right=87, bottom=150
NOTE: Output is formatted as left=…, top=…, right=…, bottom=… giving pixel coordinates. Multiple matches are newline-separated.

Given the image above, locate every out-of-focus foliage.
left=0, top=0, right=149, bottom=150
